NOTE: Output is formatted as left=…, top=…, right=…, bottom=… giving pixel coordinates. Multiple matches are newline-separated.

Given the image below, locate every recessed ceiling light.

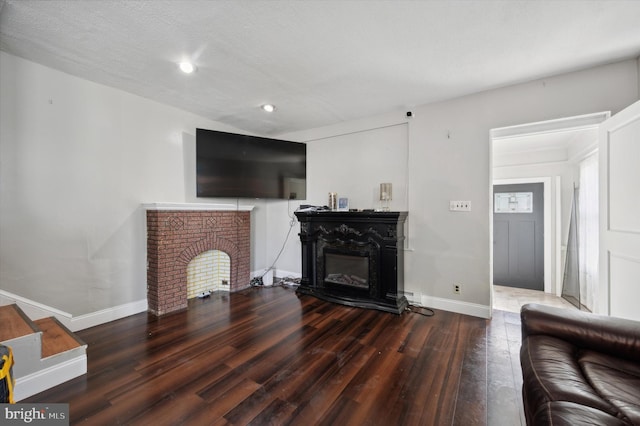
left=178, top=61, right=195, bottom=74
left=261, top=104, right=276, bottom=112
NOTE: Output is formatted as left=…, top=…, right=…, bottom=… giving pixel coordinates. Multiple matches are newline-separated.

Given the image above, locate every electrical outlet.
left=449, top=201, right=471, bottom=211
left=453, top=284, right=461, bottom=294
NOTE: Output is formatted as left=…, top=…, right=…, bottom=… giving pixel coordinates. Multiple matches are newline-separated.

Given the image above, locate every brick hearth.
left=144, top=203, right=252, bottom=315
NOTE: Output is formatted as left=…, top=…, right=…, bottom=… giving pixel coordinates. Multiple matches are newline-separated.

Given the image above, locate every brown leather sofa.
left=520, top=303, right=640, bottom=425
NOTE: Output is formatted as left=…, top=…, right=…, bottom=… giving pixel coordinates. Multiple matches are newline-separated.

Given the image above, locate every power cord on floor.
left=406, top=305, right=435, bottom=317
left=251, top=275, right=301, bottom=288
left=250, top=219, right=296, bottom=286
left=251, top=200, right=298, bottom=287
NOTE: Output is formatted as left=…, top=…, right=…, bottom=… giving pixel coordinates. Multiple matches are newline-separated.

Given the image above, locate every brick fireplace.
left=144, top=203, right=252, bottom=315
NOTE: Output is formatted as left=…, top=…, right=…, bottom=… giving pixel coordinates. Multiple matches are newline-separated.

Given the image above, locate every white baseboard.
left=0, top=289, right=147, bottom=331
left=69, top=299, right=148, bottom=331
left=13, top=355, right=87, bottom=402
left=0, top=290, right=71, bottom=321
left=408, top=293, right=491, bottom=319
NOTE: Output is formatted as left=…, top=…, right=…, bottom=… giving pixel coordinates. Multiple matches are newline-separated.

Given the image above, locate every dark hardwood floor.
left=26, top=286, right=525, bottom=425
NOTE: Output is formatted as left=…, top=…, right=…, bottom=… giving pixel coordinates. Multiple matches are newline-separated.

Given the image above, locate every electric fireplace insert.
left=294, top=210, right=408, bottom=314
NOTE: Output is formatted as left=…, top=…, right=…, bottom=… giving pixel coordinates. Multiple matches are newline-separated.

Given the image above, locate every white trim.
left=13, top=355, right=87, bottom=402
left=0, top=290, right=147, bottom=331
left=491, top=111, right=610, bottom=140
left=555, top=176, right=563, bottom=296
left=0, top=290, right=71, bottom=320
left=569, top=146, right=599, bottom=165
left=493, top=160, right=577, bottom=169
left=415, top=295, right=491, bottom=319
left=493, top=177, right=552, bottom=294
left=142, top=202, right=255, bottom=211
left=69, top=299, right=148, bottom=331
left=489, top=134, right=494, bottom=318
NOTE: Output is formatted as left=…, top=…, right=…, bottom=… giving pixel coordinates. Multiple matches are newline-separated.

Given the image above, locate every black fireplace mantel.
left=294, top=210, right=408, bottom=314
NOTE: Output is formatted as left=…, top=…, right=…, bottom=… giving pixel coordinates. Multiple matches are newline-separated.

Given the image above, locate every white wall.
left=305, top=124, right=409, bottom=211
left=278, top=59, right=639, bottom=318
left=2, top=51, right=638, bottom=321
left=265, top=114, right=413, bottom=279
left=265, top=122, right=409, bottom=278
left=0, top=52, right=266, bottom=317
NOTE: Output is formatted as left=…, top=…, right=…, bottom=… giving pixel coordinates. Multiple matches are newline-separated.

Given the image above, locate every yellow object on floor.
left=0, top=344, right=15, bottom=403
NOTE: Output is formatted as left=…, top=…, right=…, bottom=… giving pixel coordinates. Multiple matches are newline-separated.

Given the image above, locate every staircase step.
left=33, top=317, right=85, bottom=358
left=0, top=304, right=38, bottom=343
left=0, top=304, right=87, bottom=401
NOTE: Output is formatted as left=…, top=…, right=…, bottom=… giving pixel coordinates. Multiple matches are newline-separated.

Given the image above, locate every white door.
left=598, top=100, right=640, bottom=320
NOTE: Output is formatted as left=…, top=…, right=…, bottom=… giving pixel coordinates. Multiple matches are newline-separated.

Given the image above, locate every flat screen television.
left=196, top=128, right=307, bottom=199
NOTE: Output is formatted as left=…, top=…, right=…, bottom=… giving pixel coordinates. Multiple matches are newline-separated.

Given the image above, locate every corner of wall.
left=637, top=55, right=640, bottom=100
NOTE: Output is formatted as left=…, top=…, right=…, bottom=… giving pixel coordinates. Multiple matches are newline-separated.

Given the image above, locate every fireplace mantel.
left=145, top=205, right=251, bottom=315
left=143, top=202, right=254, bottom=211
left=294, top=210, right=408, bottom=314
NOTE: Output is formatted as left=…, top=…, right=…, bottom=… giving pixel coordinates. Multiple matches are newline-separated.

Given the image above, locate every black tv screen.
left=196, top=128, right=307, bottom=199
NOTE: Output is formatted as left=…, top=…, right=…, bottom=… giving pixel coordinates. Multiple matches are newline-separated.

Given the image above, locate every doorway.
left=490, top=111, right=609, bottom=314
left=493, top=182, right=544, bottom=290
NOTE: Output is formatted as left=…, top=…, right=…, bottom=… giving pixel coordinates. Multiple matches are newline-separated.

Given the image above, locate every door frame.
left=489, top=111, right=610, bottom=314
left=493, top=177, right=552, bottom=294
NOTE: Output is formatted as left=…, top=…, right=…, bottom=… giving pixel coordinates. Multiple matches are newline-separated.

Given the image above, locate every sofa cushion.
left=521, top=335, right=618, bottom=416
left=531, top=401, right=628, bottom=426
left=520, top=303, right=640, bottom=364
left=520, top=304, right=640, bottom=426
left=580, top=350, right=640, bottom=424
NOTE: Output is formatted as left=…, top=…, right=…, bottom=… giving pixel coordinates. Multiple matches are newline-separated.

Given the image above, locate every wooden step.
left=0, top=304, right=87, bottom=401
left=0, top=304, right=38, bottom=342
left=34, top=317, right=85, bottom=358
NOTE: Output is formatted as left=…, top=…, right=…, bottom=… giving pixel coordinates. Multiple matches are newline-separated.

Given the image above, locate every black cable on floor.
left=254, top=200, right=297, bottom=286
left=406, top=305, right=435, bottom=317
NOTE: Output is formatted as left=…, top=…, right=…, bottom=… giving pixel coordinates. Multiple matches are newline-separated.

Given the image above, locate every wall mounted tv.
left=196, top=128, right=307, bottom=200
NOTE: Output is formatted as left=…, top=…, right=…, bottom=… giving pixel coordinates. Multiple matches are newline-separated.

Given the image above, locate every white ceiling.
left=1, top=0, right=640, bottom=136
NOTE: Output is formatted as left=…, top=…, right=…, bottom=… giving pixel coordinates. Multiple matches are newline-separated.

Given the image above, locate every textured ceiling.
left=1, top=0, right=640, bottom=136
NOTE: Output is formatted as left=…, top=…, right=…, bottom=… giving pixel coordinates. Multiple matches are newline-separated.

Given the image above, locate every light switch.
left=449, top=200, right=471, bottom=211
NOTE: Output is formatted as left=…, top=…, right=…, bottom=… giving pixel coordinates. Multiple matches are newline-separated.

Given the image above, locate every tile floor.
left=493, top=285, right=577, bottom=314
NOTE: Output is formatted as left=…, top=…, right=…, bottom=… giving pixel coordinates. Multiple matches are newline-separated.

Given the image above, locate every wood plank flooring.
left=25, top=286, right=525, bottom=425
left=0, top=304, right=37, bottom=342
left=34, top=317, right=84, bottom=358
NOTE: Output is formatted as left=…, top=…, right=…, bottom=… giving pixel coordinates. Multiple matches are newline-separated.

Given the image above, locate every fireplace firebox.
left=324, top=252, right=369, bottom=289
left=294, top=210, right=408, bottom=314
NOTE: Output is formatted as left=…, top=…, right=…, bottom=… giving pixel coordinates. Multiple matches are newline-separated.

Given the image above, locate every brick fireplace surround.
left=144, top=203, right=253, bottom=315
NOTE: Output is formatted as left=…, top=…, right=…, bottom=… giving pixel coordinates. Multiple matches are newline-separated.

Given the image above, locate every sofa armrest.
left=520, top=303, right=640, bottom=363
